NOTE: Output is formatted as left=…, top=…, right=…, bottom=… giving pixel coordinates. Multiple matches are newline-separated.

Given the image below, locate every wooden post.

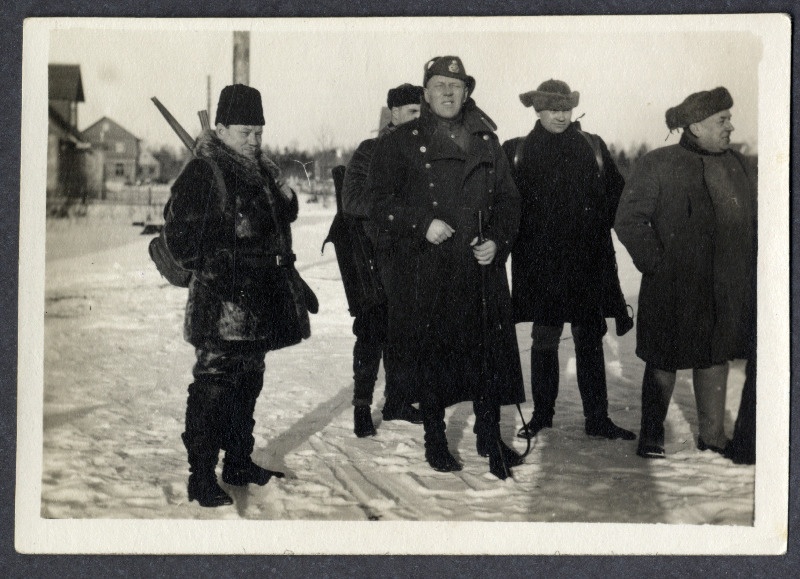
left=233, top=31, right=250, bottom=85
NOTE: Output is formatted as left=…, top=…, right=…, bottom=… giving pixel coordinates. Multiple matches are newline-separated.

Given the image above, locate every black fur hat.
left=665, top=87, right=733, bottom=130
left=387, top=83, right=424, bottom=109
left=215, top=84, right=265, bottom=126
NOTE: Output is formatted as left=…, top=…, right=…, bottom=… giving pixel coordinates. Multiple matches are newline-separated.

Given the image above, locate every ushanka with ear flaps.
left=519, top=80, right=579, bottom=111
left=665, top=87, right=733, bottom=130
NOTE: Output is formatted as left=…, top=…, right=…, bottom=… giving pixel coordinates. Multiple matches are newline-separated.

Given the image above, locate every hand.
left=470, top=237, right=497, bottom=265
left=426, top=219, right=455, bottom=245
left=279, top=182, right=294, bottom=201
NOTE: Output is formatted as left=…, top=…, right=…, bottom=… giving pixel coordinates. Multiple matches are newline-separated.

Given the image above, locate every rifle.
left=476, top=211, right=512, bottom=480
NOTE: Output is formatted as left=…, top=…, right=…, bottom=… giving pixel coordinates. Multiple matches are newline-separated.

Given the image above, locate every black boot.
left=382, top=402, right=423, bottom=424
left=474, top=401, right=523, bottom=468
left=187, top=472, right=233, bottom=507
left=423, top=405, right=461, bottom=472
left=221, top=371, right=283, bottom=486
left=222, top=459, right=285, bottom=486
left=354, top=405, right=377, bottom=437
left=585, top=415, right=636, bottom=440
left=517, top=349, right=558, bottom=439
left=183, top=379, right=230, bottom=507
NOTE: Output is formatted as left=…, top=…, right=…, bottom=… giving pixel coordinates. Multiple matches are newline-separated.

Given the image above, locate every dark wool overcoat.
left=367, top=101, right=525, bottom=408
left=614, top=136, right=757, bottom=370
left=503, top=121, right=626, bottom=325
left=164, top=130, right=310, bottom=350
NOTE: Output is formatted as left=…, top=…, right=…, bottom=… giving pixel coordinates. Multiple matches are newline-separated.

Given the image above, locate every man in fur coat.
left=341, top=83, right=424, bottom=438
left=164, top=84, right=309, bottom=507
left=368, top=57, right=525, bottom=479
left=615, top=87, right=756, bottom=461
left=503, top=80, right=636, bottom=443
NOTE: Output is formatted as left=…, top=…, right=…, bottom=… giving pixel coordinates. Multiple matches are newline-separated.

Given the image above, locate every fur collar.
left=193, top=129, right=282, bottom=188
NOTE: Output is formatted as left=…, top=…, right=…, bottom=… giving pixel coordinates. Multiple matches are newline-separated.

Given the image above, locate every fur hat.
left=665, top=87, right=733, bottom=130
left=519, top=80, right=580, bottom=111
left=387, top=83, right=424, bottom=109
left=215, top=84, right=265, bottom=126
left=423, top=56, right=476, bottom=95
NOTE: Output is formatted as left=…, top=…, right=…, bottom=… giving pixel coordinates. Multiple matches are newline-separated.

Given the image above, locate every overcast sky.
left=47, top=17, right=764, bottom=153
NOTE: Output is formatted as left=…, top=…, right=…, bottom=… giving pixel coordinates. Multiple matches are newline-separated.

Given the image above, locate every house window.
left=115, top=163, right=125, bottom=177
left=115, top=142, right=125, bottom=154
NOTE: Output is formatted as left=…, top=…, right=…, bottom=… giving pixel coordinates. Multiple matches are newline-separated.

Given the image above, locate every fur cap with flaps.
left=423, top=56, right=476, bottom=96
left=665, top=87, right=733, bottom=130
left=387, top=83, right=424, bottom=109
left=215, top=84, right=265, bottom=126
left=519, top=80, right=580, bottom=112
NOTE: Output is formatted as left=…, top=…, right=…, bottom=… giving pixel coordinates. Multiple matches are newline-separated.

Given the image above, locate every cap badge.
left=448, top=60, right=460, bottom=73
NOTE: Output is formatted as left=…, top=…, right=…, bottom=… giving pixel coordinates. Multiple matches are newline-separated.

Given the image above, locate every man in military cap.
left=341, top=83, right=424, bottom=438
left=164, top=84, right=310, bottom=506
left=368, top=57, right=525, bottom=479
left=615, top=87, right=756, bottom=461
left=503, top=80, right=636, bottom=444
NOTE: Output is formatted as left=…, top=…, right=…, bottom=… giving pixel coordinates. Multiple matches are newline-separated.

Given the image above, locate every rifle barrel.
left=151, top=97, right=196, bottom=152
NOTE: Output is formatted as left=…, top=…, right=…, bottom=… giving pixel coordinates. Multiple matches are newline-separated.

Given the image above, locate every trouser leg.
left=639, top=364, right=676, bottom=448
left=352, top=304, right=386, bottom=407
left=421, top=391, right=461, bottom=472
left=529, top=324, right=562, bottom=420
left=572, top=318, right=609, bottom=421
left=727, top=356, right=756, bottom=464
left=183, top=376, right=228, bottom=477
left=223, top=363, right=266, bottom=468
left=693, top=363, right=729, bottom=449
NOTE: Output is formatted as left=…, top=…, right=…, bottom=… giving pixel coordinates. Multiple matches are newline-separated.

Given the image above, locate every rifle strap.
left=577, top=129, right=605, bottom=177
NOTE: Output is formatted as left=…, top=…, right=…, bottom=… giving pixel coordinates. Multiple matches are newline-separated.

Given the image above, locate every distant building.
left=138, top=149, right=161, bottom=183
left=82, top=116, right=141, bottom=185
left=47, top=64, right=95, bottom=200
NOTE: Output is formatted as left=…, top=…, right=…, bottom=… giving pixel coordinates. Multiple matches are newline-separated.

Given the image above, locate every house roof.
left=82, top=116, right=141, bottom=142
left=49, top=64, right=85, bottom=102
left=49, top=106, right=88, bottom=145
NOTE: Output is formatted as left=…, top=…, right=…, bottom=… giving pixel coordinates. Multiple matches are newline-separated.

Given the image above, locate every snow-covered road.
left=40, top=199, right=754, bottom=524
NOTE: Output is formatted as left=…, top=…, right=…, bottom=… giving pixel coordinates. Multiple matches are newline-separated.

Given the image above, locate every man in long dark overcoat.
left=615, top=87, right=756, bottom=460
left=164, top=85, right=310, bottom=506
left=503, top=80, right=636, bottom=443
left=341, top=83, right=424, bottom=437
left=368, top=56, right=525, bottom=479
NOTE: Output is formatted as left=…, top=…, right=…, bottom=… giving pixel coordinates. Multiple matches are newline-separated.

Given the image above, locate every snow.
left=39, top=195, right=755, bottom=528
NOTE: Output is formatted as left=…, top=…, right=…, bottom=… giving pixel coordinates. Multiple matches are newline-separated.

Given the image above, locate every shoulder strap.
left=200, top=157, right=228, bottom=211
left=578, top=130, right=604, bottom=176
left=513, top=137, right=525, bottom=172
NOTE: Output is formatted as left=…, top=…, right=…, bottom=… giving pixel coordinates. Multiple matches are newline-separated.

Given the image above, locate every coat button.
left=483, top=135, right=489, bottom=140
left=412, top=129, right=419, bottom=136
left=425, top=163, right=431, bottom=169
left=429, top=183, right=435, bottom=188
left=388, top=215, right=395, bottom=221
left=432, top=201, right=438, bottom=207
left=489, top=169, right=494, bottom=175
left=420, top=146, right=427, bottom=153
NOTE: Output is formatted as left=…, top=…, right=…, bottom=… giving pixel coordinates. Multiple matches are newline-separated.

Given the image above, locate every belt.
left=237, top=252, right=296, bottom=268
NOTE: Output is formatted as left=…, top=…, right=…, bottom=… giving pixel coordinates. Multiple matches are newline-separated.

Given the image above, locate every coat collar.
left=194, top=129, right=282, bottom=189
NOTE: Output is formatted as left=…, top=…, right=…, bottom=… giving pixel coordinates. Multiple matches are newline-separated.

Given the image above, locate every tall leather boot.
left=183, top=378, right=232, bottom=507
left=422, top=403, right=461, bottom=472
left=222, top=371, right=284, bottom=486
left=637, top=365, right=676, bottom=458
left=473, top=399, right=520, bottom=479
left=577, top=335, right=635, bottom=440
left=517, top=349, right=558, bottom=439
left=693, top=363, right=729, bottom=452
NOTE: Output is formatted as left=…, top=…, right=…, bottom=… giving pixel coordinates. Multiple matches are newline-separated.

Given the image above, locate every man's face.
left=216, top=124, right=263, bottom=159
left=424, top=75, right=468, bottom=119
left=392, top=104, right=421, bottom=126
left=537, top=109, right=573, bottom=134
left=691, top=110, right=734, bottom=153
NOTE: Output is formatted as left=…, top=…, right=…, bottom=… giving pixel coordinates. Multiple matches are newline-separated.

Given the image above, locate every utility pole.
left=233, top=31, right=250, bottom=85
left=206, top=75, right=211, bottom=117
